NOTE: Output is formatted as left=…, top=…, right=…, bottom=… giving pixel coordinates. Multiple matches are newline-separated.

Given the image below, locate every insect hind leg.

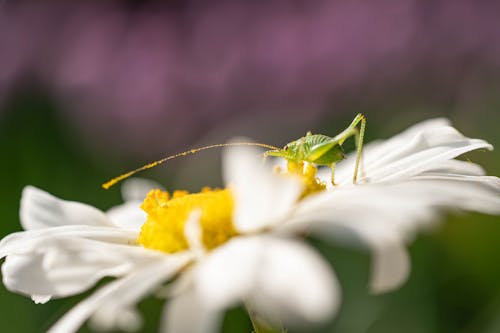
left=333, top=113, right=366, bottom=184
left=352, top=114, right=366, bottom=184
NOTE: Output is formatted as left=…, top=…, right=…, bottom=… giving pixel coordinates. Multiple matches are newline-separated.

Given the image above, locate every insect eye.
left=284, top=144, right=289, bottom=150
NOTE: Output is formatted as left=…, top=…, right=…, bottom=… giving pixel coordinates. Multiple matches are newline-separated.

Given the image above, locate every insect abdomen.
left=309, top=145, right=344, bottom=165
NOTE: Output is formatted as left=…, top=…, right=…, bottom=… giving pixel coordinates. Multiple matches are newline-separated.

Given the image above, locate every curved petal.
left=285, top=186, right=435, bottom=241
left=285, top=172, right=500, bottom=292
left=120, top=178, right=165, bottom=203
left=20, top=186, right=113, bottom=230
left=48, top=254, right=192, bottom=333
left=320, top=118, right=452, bottom=184
left=184, top=210, right=205, bottom=258
left=282, top=190, right=424, bottom=291
left=398, top=174, right=500, bottom=215
left=0, top=225, right=138, bottom=258
left=284, top=199, right=412, bottom=294
left=160, top=288, right=222, bottom=333
left=320, top=119, right=492, bottom=185
left=358, top=118, right=454, bottom=171
left=295, top=174, right=500, bottom=234
left=349, top=224, right=410, bottom=293
left=194, top=237, right=262, bottom=310
left=107, top=178, right=165, bottom=230
left=106, top=201, right=146, bottom=231
left=421, top=159, right=485, bottom=176
left=364, top=126, right=492, bottom=183
left=223, top=145, right=303, bottom=233
left=248, top=238, right=340, bottom=326
left=195, top=236, right=339, bottom=326
left=1, top=238, right=164, bottom=300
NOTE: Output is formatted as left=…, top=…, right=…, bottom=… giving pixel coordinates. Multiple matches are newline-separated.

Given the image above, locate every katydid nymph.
left=102, top=113, right=366, bottom=189
left=264, top=113, right=366, bottom=185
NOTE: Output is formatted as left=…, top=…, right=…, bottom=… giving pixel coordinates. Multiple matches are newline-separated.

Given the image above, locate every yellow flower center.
left=286, top=161, right=326, bottom=198
left=138, top=188, right=237, bottom=254
left=138, top=160, right=325, bottom=253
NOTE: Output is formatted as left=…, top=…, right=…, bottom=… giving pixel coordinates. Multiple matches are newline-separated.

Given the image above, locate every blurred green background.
left=1, top=1, right=500, bottom=332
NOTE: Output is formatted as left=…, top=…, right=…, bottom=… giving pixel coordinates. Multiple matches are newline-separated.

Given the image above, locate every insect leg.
left=353, top=114, right=366, bottom=184
left=353, top=127, right=366, bottom=179
left=332, top=114, right=366, bottom=183
left=330, top=163, right=336, bottom=186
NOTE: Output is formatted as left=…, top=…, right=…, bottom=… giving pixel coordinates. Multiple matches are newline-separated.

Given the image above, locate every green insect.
left=265, top=113, right=366, bottom=185
left=102, top=113, right=366, bottom=189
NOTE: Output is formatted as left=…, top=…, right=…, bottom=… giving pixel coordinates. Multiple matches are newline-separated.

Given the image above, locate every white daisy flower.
left=1, top=118, right=499, bottom=333
left=0, top=173, right=337, bottom=332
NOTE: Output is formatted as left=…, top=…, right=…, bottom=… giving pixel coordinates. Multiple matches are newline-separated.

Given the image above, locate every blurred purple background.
left=2, top=0, right=500, bottom=157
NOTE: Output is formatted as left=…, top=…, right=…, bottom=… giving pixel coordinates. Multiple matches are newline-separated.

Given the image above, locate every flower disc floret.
left=285, top=161, right=326, bottom=198
left=138, top=188, right=236, bottom=253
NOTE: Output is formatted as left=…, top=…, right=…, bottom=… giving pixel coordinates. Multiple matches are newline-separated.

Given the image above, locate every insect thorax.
left=268, top=133, right=345, bottom=166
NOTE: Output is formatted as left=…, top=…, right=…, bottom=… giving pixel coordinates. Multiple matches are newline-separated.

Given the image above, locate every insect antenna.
left=102, top=142, right=281, bottom=189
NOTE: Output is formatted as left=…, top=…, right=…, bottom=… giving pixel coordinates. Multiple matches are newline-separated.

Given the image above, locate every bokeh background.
left=1, top=1, right=500, bottom=332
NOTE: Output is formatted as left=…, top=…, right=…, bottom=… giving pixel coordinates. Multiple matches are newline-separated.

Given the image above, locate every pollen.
left=287, top=161, right=326, bottom=198
left=137, top=188, right=236, bottom=254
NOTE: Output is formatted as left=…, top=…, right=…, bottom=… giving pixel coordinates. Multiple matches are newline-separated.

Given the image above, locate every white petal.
left=32, top=294, right=51, bottom=304
left=91, top=307, right=142, bottom=333
left=349, top=224, right=410, bottom=293
left=398, top=174, right=500, bottom=215
left=285, top=197, right=412, bottom=294
left=1, top=237, right=163, bottom=300
left=285, top=186, right=434, bottom=241
left=120, top=178, right=165, bottom=202
left=0, top=225, right=138, bottom=258
left=20, top=186, right=113, bottom=230
left=48, top=254, right=192, bottom=333
left=283, top=191, right=423, bottom=291
left=248, top=238, right=340, bottom=326
left=195, top=236, right=339, bottom=326
left=106, top=201, right=146, bottom=231
left=297, top=174, right=500, bottom=234
left=320, top=118, right=452, bottom=184
left=360, top=118, right=453, bottom=170
left=325, top=155, right=486, bottom=185
left=195, top=237, right=262, bottom=310
left=160, top=288, right=222, bottom=333
left=184, top=210, right=205, bottom=258
left=374, top=118, right=451, bottom=144
left=285, top=173, right=500, bottom=291
left=223, top=145, right=303, bottom=233
left=421, top=159, right=485, bottom=176
left=322, top=119, right=492, bottom=185
left=363, top=126, right=492, bottom=183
